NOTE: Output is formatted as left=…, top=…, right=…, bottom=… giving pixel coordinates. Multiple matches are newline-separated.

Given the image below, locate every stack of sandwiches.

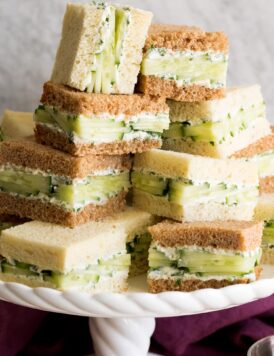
left=0, top=1, right=273, bottom=294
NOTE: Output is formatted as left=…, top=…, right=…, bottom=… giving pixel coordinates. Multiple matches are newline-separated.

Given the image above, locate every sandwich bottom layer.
left=35, top=124, right=162, bottom=156
left=137, top=75, right=224, bottom=102
left=147, top=267, right=262, bottom=293
left=133, top=189, right=256, bottom=222
left=0, top=191, right=127, bottom=227
left=163, top=118, right=271, bottom=159
left=261, top=248, right=274, bottom=265
left=260, top=176, right=274, bottom=194
left=0, top=271, right=128, bottom=293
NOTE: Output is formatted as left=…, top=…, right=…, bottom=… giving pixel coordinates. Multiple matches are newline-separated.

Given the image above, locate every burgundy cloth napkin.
left=1, top=295, right=274, bottom=356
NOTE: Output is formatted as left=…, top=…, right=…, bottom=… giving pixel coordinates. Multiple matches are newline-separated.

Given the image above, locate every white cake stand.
left=1, top=265, right=274, bottom=356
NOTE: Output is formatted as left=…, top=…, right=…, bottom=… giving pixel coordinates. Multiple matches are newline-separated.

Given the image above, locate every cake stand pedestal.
left=1, top=267, right=274, bottom=356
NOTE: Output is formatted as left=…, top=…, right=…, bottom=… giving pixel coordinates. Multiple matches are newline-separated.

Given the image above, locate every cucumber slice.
left=132, top=116, right=170, bottom=133
left=115, top=8, right=129, bottom=64
left=131, top=172, right=168, bottom=196
left=102, top=7, right=116, bottom=94
left=263, top=223, right=274, bottom=245
left=0, top=169, right=51, bottom=196
left=1, top=262, right=39, bottom=277
left=94, top=53, right=103, bottom=93
left=45, top=271, right=100, bottom=288
left=34, top=105, right=54, bottom=124
left=149, top=250, right=173, bottom=268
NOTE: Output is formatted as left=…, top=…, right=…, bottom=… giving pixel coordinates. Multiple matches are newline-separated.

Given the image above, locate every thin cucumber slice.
left=131, top=172, right=168, bottom=196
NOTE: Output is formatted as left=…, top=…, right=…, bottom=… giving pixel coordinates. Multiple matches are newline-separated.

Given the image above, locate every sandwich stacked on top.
left=132, top=149, right=259, bottom=222
left=0, top=110, right=34, bottom=141
left=0, top=220, right=130, bottom=292
left=255, top=194, right=274, bottom=264
left=147, top=220, right=263, bottom=292
left=51, top=2, right=153, bottom=94
left=163, top=85, right=271, bottom=158
left=138, top=24, right=229, bottom=101
left=34, top=81, right=169, bottom=156
left=0, top=139, right=131, bottom=227
left=232, top=127, right=274, bottom=193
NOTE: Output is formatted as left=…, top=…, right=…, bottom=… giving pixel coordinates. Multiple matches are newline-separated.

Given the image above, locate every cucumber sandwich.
left=0, top=138, right=131, bottom=227
left=111, top=208, right=158, bottom=277
left=138, top=24, right=229, bottom=101
left=147, top=220, right=263, bottom=292
left=163, top=85, right=271, bottom=158
left=0, top=110, right=34, bottom=141
left=51, top=2, right=152, bottom=94
left=34, top=81, right=170, bottom=156
left=0, top=219, right=131, bottom=293
left=132, top=149, right=259, bottom=222
left=254, top=193, right=274, bottom=264
left=233, top=127, right=274, bottom=194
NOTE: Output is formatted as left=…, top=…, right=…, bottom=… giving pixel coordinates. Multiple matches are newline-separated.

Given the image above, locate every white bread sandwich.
left=0, top=138, right=131, bottom=227
left=111, top=208, right=158, bottom=276
left=132, top=149, right=259, bottom=222
left=163, top=86, right=271, bottom=158
left=148, top=220, right=263, bottom=292
left=0, top=110, right=34, bottom=141
left=0, top=220, right=130, bottom=293
left=254, top=193, right=274, bottom=264
left=51, top=2, right=153, bottom=94
left=138, top=24, right=228, bottom=101
left=34, top=81, right=169, bottom=156
left=233, top=127, right=274, bottom=194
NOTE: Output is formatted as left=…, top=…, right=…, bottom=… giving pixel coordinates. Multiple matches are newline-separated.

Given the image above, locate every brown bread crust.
left=137, top=75, right=225, bottom=102
left=0, top=138, right=131, bottom=179
left=147, top=267, right=262, bottom=293
left=0, top=191, right=127, bottom=227
left=232, top=128, right=274, bottom=159
left=260, top=177, right=274, bottom=193
left=148, top=220, right=263, bottom=251
left=35, top=124, right=162, bottom=156
left=144, top=24, right=229, bottom=52
left=41, top=81, right=168, bottom=116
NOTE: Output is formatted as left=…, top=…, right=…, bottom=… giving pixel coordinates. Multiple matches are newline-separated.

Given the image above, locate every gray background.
left=0, top=0, right=273, bottom=123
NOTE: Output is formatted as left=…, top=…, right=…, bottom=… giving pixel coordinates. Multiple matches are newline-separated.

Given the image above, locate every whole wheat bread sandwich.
left=132, top=149, right=259, bottom=222
left=138, top=24, right=229, bottom=101
left=0, top=219, right=131, bottom=293
left=163, top=85, right=271, bottom=158
left=34, top=81, right=170, bottom=156
left=0, top=138, right=131, bottom=227
left=147, top=220, right=263, bottom=293
left=254, top=193, right=274, bottom=264
left=51, top=2, right=152, bottom=94
left=0, top=110, right=34, bottom=141
left=232, top=127, right=274, bottom=194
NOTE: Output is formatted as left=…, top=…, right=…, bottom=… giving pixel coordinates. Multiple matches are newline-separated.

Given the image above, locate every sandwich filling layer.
left=163, top=101, right=265, bottom=145
left=79, top=3, right=132, bottom=93
left=126, top=232, right=151, bottom=275
left=0, top=252, right=130, bottom=290
left=0, top=165, right=130, bottom=211
left=131, top=171, right=258, bottom=207
left=141, top=48, right=228, bottom=89
left=262, top=220, right=274, bottom=248
left=148, top=243, right=261, bottom=282
left=34, top=105, right=170, bottom=145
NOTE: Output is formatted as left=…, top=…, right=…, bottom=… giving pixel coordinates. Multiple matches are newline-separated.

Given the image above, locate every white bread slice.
left=0, top=220, right=126, bottom=273
left=163, top=118, right=271, bottom=158
left=0, top=270, right=128, bottom=293
left=133, top=149, right=258, bottom=185
left=0, top=110, right=34, bottom=140
left=51, top=3, right=152, bottom=94
left=168, top=85, right=264, bottom=123
left=133, top=189, right=256, bottom=222
left=254, top=194, right=274, bottom=221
